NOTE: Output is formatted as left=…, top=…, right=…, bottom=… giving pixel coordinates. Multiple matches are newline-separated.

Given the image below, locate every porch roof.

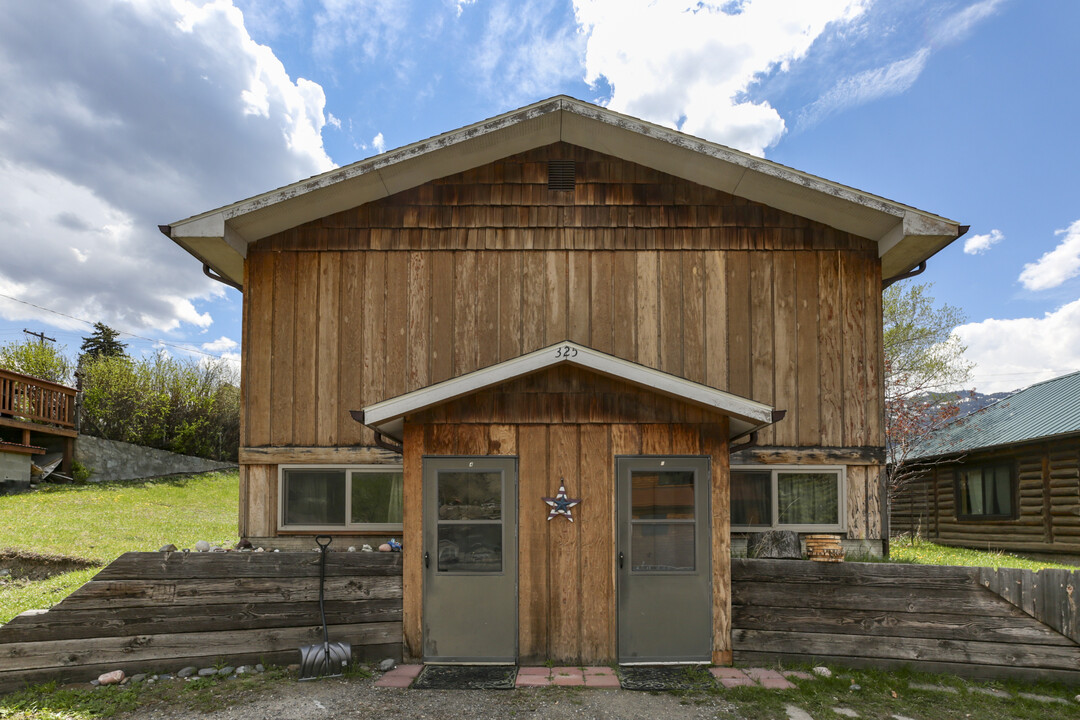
left=357, top=341, right=776, bottom=442
left=163, top=96, right=964, bottom=288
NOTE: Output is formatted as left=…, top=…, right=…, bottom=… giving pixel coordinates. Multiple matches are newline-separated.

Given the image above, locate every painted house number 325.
left=555, top=345, right=579, bottom=358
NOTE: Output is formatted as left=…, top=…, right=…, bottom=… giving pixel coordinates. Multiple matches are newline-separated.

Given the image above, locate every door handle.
left=424, top=551, right=430, bottom=569
left=618, top=551, right=624, bottom=569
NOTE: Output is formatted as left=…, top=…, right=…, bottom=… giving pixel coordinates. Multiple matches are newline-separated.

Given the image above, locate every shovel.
left=298, top=535, right=351, bottom=680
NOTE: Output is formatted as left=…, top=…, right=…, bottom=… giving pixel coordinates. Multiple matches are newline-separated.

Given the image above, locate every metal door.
left=422, top=456, right=517, bottom=662
left=617, top=456, right=711, bottom=663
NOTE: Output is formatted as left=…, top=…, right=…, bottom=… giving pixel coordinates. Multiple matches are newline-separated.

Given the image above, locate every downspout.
left=881, top=225, right=970, bottom=290
left=730, top=410, right=787, bottom=454
left=157, top=225, right=243, bottom=292
left=348, top=410, right=404, bottom=454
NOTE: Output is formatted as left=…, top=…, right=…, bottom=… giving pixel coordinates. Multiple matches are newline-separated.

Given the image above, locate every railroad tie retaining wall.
left=0, top=551, right=402, bottom=692
left=732, top=558, right=1080, bottom=684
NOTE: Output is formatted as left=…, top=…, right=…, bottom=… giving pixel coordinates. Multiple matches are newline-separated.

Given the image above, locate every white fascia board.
left=362, top=341, right=775, bottom=438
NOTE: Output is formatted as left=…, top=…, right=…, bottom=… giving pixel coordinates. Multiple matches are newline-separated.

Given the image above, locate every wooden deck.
left=0, top=551, right=402, bottom=691
left=732, top=558, right=1080, bottom=683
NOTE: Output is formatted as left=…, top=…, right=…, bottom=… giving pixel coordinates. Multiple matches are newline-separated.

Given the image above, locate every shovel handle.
left=315, top=535, right=332, bottom=550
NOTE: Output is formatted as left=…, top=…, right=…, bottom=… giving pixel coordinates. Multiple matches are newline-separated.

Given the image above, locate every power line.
left=0, top=292, right=229, bottom=359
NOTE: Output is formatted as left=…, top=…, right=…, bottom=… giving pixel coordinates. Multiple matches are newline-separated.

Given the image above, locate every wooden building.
left=162, top=97, right=965, bottom=665
left=892, top=370, right=1080, bottom=555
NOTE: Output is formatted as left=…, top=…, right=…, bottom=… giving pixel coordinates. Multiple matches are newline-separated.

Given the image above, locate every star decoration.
left=542, top=481, right=581, bottom=522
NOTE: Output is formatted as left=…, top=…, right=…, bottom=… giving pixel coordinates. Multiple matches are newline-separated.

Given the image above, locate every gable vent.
left=547, top=160, right=576, bottom=192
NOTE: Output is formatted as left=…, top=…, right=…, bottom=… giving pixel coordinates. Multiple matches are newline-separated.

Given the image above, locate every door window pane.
left=350, top=471, right=404, bottom=524
left=731, top=471, right=771, bottom=526
left=631, top=523, right=695, bottom=571
left=777, top=472, right=838, bottom=525
left=283, top=469, right=346, bottom=526
left=437, top=524, right=502, bottom=572
left=631, top=471, right=695, bottom=519
left=437, top=471, right=502, bottom=520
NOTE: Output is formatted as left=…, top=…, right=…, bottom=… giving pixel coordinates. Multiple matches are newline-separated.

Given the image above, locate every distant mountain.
left=953, top=389, right=1017, bottom=418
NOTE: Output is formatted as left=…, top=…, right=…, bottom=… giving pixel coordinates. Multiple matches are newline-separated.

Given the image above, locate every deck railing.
left=0, top=368, right=76, bottom=429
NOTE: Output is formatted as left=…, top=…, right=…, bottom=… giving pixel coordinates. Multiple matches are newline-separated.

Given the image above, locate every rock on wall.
left=74, top=435, right=234, bottom=482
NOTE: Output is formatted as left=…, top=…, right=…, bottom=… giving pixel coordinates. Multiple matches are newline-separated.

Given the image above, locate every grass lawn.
left=0, top=470, right=238, bottom=623
left=888, top=535, right=1077, bottom=571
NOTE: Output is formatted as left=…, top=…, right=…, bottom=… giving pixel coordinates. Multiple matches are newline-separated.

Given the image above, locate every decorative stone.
left=90, top=679, right=100, bottom=686
left=348, top=546, right=356, bottom=552
left=218, top=666, right=234, bottom=676
left=159, top=674, right=173, bottom=681
left=812, top=666, right=832, bottom=678
left=361, top=544, right=373, bottom=552
left=177, top=666, right=197, bottom=678
left=255, top=664, right=265, bottom=673
left=98, top=670, right=125, bottom=685
left=378, top=543, right=392, bottom=552
left=379, top=658, right=396, bottom=672
left=159, top=543, right=177, bottom=552
left=254, top=547, right=264, bottom=552
left=236, top=666, right=248, bottom=675
left=197, top=667, right=218, bottom=677
left=235, top=539, right=253, bottom=550
left=832, top=709, right=859, bottom=718
left=849, top=684, right=862, bottom=691
left=194, top=540, right=211, bottom=552
left=746, top=530, right=802, bottom=559
left=210, top=546, right=225, bottom=552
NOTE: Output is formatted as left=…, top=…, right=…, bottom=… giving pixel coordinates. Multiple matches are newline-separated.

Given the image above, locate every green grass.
left=711, top=663, right=1080, bottom=720
left=889, top=535, right=1077, bottom=571
left=0, top=470, right=238, bottom=622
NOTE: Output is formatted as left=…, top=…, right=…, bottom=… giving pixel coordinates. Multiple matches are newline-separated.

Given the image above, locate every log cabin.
left=892, top=370, right=1080, bottom=555
left=161, top=96, right=965, bottom=665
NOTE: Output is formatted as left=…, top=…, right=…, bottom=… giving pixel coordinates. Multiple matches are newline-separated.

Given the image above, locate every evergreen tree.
left=79, top=322, right=128, bottom=363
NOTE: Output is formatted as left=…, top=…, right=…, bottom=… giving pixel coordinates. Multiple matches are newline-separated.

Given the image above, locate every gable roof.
left=913, top=370, right=1080, bottom=459
left=162, top=96, right=964, bottom=287
left=358, top=341, right=776, bottom=442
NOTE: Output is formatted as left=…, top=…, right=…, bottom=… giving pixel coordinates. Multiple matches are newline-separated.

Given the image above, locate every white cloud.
left=0, top=1, right=334, bottom=335
left=963, top=228, right=1004, bottom=255
left=574, top=0, right=867, bottom=155
left=954, top=298, right=1080, bottom=393
left=202, top=336, right=239, bottom=353
left=372, top=132, right=386, bottom=153
left=929, top=0, right=1005, bottom=46
left=798, top=48, right=929, bottom=128
left=1018, top=220, right=1080, bottom=291
left=455, top=0, right=477, bottom=16
left=797, top=0, right=1005, bottom=131
left=326, top=112, right=341, bottom=130
left=474, top=0, right=586, bottom=105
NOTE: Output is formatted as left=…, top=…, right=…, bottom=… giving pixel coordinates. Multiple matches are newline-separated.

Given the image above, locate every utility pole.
left=22, top=328, right=55, bottom=345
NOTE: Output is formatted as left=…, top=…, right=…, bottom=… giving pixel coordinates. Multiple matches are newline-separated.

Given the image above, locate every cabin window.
left=731, top=466, right=844, bottom=531
left=956, top=463, right=1014, bottom=519
left=278, top=465, right=404, bottom=532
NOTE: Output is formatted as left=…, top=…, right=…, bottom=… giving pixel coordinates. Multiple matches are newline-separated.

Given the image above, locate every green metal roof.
left=914, top=370, right=1080, bottom=459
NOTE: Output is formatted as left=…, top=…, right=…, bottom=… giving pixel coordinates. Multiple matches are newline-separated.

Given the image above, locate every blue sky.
left=0, top=0, right=1077, bottom=393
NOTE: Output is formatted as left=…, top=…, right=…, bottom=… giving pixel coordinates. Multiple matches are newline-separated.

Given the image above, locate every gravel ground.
left=120, top=677, right=739, bottom=720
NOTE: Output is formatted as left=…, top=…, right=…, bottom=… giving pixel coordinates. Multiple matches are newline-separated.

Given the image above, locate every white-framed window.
left=278, top=464, right=404, bottom=532
left=730, top=465, right=845, bottom=532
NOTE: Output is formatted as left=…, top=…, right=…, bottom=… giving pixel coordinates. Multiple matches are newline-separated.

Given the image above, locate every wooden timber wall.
left=400, top=374, right=732, bottom=665
left=732, top=559, right=1080, bottom=683
left=0, top=552, right=402, bottom=693
left=891, top=437, right=1080, bottom=554
left=241, top=143, right=885, bottom=454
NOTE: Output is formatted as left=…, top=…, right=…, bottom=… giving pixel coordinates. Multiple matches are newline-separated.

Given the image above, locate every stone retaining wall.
left=74, top=435, right=234, bottom=482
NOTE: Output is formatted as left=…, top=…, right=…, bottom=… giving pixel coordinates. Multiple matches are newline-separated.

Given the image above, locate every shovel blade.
left=298, top=641, right=352, bottom=680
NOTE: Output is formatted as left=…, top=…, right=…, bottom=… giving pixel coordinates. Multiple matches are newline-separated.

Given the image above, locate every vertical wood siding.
left=399, top=415, right=730, bottom=664
left=243, top=248, right=881, bottom=451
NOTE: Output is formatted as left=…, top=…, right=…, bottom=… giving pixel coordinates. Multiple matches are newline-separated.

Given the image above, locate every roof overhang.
left=358, top=341, right=775, bottom=443
left=163, top=96, right=965, bottom=288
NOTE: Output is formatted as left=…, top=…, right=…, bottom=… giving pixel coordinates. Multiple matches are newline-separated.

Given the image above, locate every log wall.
left=732, top=558, right=1080, bottom=683
left=0, top=552, right=402, bottom=692
left=891, top=437, right=1080, bottom=554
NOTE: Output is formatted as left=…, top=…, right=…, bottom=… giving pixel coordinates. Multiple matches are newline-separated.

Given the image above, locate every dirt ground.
left=120, top=679, right=738, bottom=720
